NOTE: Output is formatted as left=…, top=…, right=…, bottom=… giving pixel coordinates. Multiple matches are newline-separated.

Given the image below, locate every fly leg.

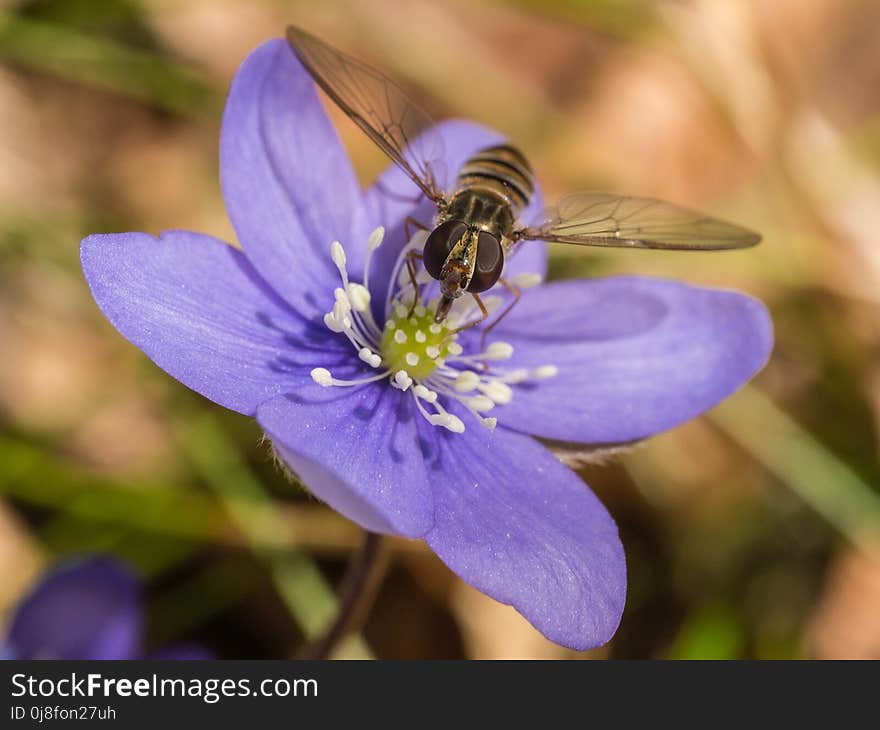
left=401, top=217, right=430, bottom=316
left=450, top=293, right=489, bottom=334
left=403, top=249, right=425, bottom=316
left=404, top=215, right=430, bottom=242
left=480, top=276, right=521, bottom=351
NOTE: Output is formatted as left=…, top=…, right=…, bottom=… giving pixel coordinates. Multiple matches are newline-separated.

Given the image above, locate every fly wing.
left=286, top=25, right=447, bottom=203
left=516, top=192, right=761, bottom=250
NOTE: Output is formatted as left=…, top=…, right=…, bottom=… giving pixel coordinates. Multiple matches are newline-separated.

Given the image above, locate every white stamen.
left=312, top=366, right=391, bottom=388
left=484, top=341, right=514, bottom=360
left=410, top=229, right=429, bottom=248
left=359, top=347, right=382, bottom=368
left=425, top=345, right=440, bottom=360
left=502, top=368, right=530, bottom=384
left=413, top=384, right=438, bottom=403
left=482, top=295, right=503, bottom=314
left=330, top=241, right=346, bottom=269
left=479, top=380, right=513, bottom=404
left=533, top=365, right=559, bottom=379
left=399, top=293, right=415, bottom=308
left=393, top=370, right=413, bottom=391
left=367, top=226, right=385, bottom=250
left=311, top=367, right=333, bottom=386
left=429, top=413, right=465, bottom=433
left=468, top=395, right=495, bottom=412
left=445, top=415, right=466, bottom=433
left=512, top=272, right=543, bottom=289
left=429, top=323, right=442, bottom=334
left=324, top=312, right=344, bottom=333
left=447, top=342, right=464, bottom=356
left=333, top=294, right=350, bottom=316
left=454, top=371, right=480, bottom=392
left=346, top=283, right=371, bottom=311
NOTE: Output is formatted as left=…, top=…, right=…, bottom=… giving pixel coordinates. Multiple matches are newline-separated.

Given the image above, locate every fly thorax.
left=446, top=189, right=514, bottom=241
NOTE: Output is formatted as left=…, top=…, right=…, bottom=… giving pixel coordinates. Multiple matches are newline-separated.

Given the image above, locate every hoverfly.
left=286, top=25, right=761, bottom=329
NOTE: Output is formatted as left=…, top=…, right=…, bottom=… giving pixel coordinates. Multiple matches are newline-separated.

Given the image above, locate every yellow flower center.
left=379, top=302, right=458, bottom=380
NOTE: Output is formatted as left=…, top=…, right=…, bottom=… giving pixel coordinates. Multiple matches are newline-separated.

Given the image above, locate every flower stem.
left=300, top=531, right=385, bottom=659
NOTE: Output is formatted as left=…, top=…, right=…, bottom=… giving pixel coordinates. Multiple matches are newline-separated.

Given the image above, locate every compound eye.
left=467, top=232, right=503, bottom=293
left=423, top=220, right=467, bottom=279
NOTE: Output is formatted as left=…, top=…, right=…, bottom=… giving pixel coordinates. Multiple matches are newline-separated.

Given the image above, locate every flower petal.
left=7, top=558, right=142, bottom=660
left=492, top=276, right=773, bottom=443
left=364, top=120, right=547, bottom=319
left=81, top=230, right=340, bottom=416
left=257, top=385, right=434, bottom=537
left=424, top=424, right=626, bottom=650
left=220, top=39, right=365, bottom=318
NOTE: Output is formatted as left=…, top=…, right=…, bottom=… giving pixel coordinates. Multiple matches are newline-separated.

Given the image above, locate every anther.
left=330, top=241, right=346, bottom=269
left=533, top=365, right=559, bottom=379
left=479, top=381, right=513, bottom=404
left=484, top=341, right=514, bottom=360
left=323, top=312, right=344, bottom=333
left=430, top=413, right=465, bottom=433
left=413, top=384, right=438, bottom=403
left=311, top=367, right=333, bottom=387
left=359, top=347, right=381, bottom=368
left=468, top=395, right=495, bottom=412
left=346, top=283, right=371, bottom=311
left=503, top=369, right=529, bottom=383
left=367, top=226, right=385, bottom=250
left=454, top=371, right=480, bottom=392
left=393, top=370, right=413, bottom=391
left=410, top=230, right=429, bottom=248
left=512, top=272, right=542, bottom=289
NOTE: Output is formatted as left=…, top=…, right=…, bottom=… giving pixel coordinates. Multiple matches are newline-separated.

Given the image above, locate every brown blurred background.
left=1, top=0, right=879, bottom=659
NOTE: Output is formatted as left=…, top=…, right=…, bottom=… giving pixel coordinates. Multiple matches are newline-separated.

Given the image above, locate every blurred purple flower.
left=2, top=557, right=210, bottom=660
left=79, top=40, right=772, bottom=649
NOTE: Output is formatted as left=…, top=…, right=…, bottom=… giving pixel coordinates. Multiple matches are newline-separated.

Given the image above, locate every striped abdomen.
left=455, top=143, right=535, bottom=215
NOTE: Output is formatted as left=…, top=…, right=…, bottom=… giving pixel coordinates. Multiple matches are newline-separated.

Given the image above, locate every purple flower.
left=3, top=557, right=210, bottom=660
left=80, top=39, right=772, bottom=650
